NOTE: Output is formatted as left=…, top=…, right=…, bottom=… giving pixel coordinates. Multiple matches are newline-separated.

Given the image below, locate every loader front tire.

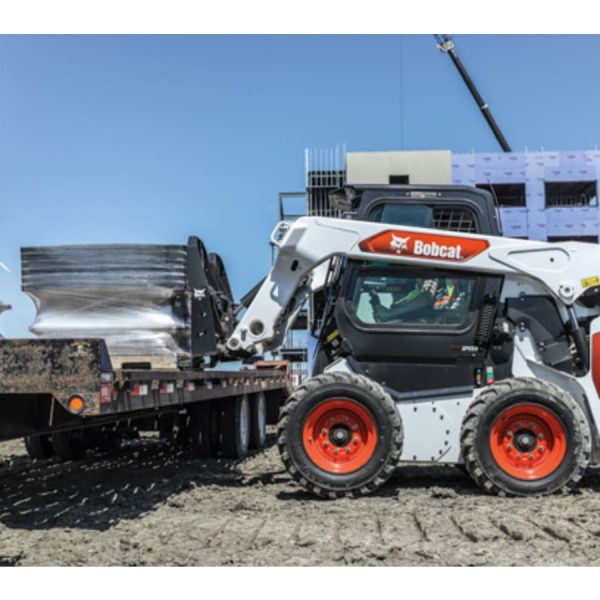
left=460, top=377, right=591, bottom=496
left=277, top=372, right=403, bottom=499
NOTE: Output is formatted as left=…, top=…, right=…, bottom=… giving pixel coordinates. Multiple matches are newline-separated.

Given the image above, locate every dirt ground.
left=2, top=433, right=600, bottom=566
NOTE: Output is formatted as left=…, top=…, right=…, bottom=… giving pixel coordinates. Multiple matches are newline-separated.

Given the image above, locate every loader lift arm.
left=226, top=216, right=600, bottom=357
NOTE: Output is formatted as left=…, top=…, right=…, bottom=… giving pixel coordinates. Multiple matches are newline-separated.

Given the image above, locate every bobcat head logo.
left=390, top=234, right=410, bottom=254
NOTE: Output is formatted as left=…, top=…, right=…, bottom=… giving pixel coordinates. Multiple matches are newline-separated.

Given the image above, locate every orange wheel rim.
left=489, top=403, right=567, bottom=480
left=302, top=398, right=378, bottom=474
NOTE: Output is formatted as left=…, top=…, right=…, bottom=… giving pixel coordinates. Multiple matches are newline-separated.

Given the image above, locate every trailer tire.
left=220, top=395, right=250, bottom=459
left=98, top=431, right=123, bottom=455
left=188, top=402, right=216, bottom=458
left=24, top=434, right=54, bottom=460
left=460, top=377, right=591, bottom=496
left=277, top=372, right=403, bottom=499
left=249, top=392, right=267, bottom=450
left=51, top=430, right=87, bottom=461
left=158, top=413, right=177, bottom=444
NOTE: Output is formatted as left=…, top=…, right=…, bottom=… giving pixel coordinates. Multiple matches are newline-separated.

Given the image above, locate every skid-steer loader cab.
left=312, top=184, right=507, bottom=394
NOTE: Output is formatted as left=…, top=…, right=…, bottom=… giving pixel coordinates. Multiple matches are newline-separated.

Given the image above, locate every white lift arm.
left=226, top=216, right=600, bottom=355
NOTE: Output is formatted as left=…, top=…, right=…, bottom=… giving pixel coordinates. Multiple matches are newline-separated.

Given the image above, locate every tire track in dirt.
left=3, top=437, right=600, bottom=565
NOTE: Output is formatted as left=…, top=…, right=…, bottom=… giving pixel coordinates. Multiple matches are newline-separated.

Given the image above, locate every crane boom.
left=434, top=35, right=512, bottom=152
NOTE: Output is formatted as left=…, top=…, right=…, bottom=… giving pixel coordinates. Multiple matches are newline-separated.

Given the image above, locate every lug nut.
left=345, top=448, right=351, bottom=454
left=538, top=433, right=544, bottom=440
left=507, top=444, right=513, bottom=451
left=538, top=446, right=543, bottom=453
left=507, top=431, right=513, bottom=438
left=334, top=448, right=339, bottom=455
left=321, top=428, right=327, bottom=436
left=323, top=442, right=329, bottom=448
left=529, top=454, right=534, bottom=461
left=516, top=453, right=522, bottom=459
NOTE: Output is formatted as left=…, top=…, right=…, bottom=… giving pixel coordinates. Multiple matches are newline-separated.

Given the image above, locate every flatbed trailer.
left=0, top=337, right=291, bottom=458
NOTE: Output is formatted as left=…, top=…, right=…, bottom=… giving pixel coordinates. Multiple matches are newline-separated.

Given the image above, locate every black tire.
left=51, top=430, right=87, bottom=461
left=277, top=372, right=403, bottom=499
left=249, top=392, right=267, bottom=450
left=460, top=377, right=591, bottom=496
left=158, top=413, right=177, bottom=443
left=24, top=434, right=54, bottom=460
left=97, top=430, right=123, bottom=455
left=174, top=413, right=191, bottom=449
left=188, top=402, right=216, bottom=458
left=220, top=395, right=250, bottom=459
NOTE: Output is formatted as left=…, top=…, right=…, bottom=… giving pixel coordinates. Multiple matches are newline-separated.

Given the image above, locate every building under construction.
left=296, top=147, right=600, bottom=242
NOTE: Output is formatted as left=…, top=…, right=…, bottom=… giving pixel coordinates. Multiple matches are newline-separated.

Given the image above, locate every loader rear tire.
left=460, top=377, right=591, bottom=496
left=277, top=372, right=403, bottom=499
left=24, top=434, right=54, bottom=460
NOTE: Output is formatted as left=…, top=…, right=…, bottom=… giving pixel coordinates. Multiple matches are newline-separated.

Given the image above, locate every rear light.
left=69, top=395, right=85, bottom=413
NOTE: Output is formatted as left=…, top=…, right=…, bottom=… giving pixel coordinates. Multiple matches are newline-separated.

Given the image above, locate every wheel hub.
left=302, top=398, right=378, bottom=474
left=514, top=430, right=536, bottom=453
left=489, top=403, right=567, bottom=480
left=330, top=425, right=351, bottom=447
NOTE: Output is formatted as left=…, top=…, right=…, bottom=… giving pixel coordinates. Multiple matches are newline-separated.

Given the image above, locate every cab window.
left=351, top=268, right=476, bottom=328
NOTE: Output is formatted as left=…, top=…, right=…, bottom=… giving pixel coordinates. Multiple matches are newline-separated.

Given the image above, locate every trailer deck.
left=0, top=337, right=290, bottom=443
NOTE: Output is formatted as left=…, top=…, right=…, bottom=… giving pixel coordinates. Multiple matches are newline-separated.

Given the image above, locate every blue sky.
left=1, top=34, right=600, bottom=337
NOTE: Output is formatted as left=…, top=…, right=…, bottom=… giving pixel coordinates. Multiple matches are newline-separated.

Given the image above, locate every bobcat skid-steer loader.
left=227, top=185, right=600, bottom=498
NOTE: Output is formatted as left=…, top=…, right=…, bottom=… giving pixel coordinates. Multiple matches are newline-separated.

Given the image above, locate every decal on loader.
left=359, top=230, right=489, bottom=262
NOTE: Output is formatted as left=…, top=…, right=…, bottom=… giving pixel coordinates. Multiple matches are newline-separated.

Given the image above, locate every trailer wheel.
left=98, top=430, right=123, bottom=455
left=24, top=434, right=54, bottom=460
left=158, top=413, right=176, bottom=443
left=188, top=402, right=216, bottom=458
left=249, top=392, right=267, bottom=450
left=220, top=395, right=250, bottom=459
left=460, top=377, right=591, bottom=496
left=51, top=430, right=87, bottom=461
left=277, top=372, right=403, bottom=499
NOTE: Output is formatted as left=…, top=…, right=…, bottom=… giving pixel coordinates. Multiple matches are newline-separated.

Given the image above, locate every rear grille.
left=432, top=208, right=477, bottom=233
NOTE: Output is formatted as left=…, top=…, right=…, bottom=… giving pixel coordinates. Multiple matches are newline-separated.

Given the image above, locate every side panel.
left=397, top=394, right=473, bottom=463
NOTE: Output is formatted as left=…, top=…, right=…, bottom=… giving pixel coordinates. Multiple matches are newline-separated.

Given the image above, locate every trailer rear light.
left=184, top=382, right=196, bottom=392
left=160, top=383, right=175, bottom=394
left=100, top=383, right=115, bottom=405
left=69, top=395, right=85, bottom=413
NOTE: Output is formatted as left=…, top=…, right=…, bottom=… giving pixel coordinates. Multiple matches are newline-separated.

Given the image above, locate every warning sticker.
left=581, top=276, right=600, bottom=288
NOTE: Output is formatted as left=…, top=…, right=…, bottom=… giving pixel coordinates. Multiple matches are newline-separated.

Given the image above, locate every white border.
left=0, top=0, right=598, bottom=34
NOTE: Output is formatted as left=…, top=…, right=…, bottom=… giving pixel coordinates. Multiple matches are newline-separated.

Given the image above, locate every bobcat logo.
left=390, top=234, right=410, bottom=255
